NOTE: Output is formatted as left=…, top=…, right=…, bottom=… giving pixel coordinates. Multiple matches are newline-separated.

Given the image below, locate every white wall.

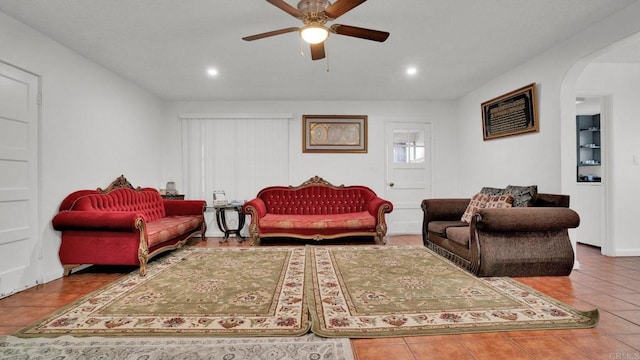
left=455, top=1, right=640, bottom=259
left=163, top=100, right=458, bottom=201
left=576, top=63, right=640, bottom=256
left=457, top=78, right=563, bottom=194
left=0, top=11, right=165, bottom=282
left=3, top=0, right=640, bottom=286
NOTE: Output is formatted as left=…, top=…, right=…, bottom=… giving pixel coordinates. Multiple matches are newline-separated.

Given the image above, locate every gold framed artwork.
left=481, top=83, right=539, bottom=140
left=302, top=115, right=368, bottom=153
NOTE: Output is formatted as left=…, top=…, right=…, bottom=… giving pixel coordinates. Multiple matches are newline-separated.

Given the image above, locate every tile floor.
left=0, top=234, right=639, bottom=360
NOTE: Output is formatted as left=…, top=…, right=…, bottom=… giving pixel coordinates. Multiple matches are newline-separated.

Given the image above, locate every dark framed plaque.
left=481, top=83, right=538, bottom=140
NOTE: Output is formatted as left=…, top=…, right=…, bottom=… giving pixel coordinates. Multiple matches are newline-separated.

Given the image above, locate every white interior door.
left=0, top=62, right=40, bottom=298
left=384, top=122, right=431, bottom=234
left=574, top=95, right=608, bottom=249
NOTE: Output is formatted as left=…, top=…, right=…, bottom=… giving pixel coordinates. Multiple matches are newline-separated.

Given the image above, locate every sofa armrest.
left=163, top=199, right=206, bottom=216
left=367, top=197, right=393, bottom=217
left=52, top=211, right=143, bottom=232
left=421, top=198, right=470, bottom=223
left=473, top=207, right=580, bottom=232
left=242, top=198, right=267, bottom=218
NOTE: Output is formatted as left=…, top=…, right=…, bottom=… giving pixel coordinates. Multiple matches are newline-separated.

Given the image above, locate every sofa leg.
left=138, top=259, right=148, bottom=277
left=250, top=236, right=261, bottom=246
left=62, top=264, right=79, bottom=276
left=137, top=244, right=149, bottom=277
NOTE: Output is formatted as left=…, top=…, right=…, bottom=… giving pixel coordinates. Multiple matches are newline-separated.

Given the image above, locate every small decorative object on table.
left=166, top=181, right=177, bottom=195
left=213, top=190, right=228, bottom=206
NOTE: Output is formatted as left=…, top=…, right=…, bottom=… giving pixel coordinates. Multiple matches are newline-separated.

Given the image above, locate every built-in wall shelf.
left=576, top=114, right=602, bottom=183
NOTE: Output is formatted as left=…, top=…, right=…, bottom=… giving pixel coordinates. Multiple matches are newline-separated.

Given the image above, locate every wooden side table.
left=209, top=203, right=246, bottom=242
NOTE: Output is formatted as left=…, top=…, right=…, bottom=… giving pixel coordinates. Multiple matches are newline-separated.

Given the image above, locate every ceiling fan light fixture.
left=300, top=24, right=329, bottom=44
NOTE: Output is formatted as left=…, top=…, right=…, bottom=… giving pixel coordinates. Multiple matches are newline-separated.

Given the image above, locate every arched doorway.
left=561, top=32, right=640, bottom=258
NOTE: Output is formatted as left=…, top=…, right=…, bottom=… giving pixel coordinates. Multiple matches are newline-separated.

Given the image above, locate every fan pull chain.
left=300, top=37, right=304, bottom=57
left=325, top=44, right=330, bottom=72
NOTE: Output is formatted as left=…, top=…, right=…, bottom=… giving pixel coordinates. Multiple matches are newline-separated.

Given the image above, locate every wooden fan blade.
left=242, top=27, right=300, bottom=41
left=324, top=0, right=366, bottom=19
left=330, top=24, right=389, bottom=42
left=267, top=0, right=303, bottom=18
left=310, top=42, right=326, bottom=60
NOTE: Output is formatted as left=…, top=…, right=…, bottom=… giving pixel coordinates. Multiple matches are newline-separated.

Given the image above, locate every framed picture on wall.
left=302, top=115, right=368, bottom=153
left=481, top=83, right=539, bottom=140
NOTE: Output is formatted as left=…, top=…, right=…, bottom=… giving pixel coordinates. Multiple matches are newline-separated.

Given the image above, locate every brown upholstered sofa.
left=421, top=191, right=580, bottom=277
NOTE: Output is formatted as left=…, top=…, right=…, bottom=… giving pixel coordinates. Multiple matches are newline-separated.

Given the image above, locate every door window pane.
left=393, top=129, right=425, bottom=164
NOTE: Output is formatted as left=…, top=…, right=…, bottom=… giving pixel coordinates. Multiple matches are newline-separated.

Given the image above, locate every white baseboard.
left=610, top=248, right=640, bottom=257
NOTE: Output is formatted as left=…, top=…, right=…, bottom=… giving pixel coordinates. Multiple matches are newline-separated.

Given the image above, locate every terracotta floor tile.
left=407, top=337, right=474, bottom=360
left=610, top=310, right=640, bottom=326
left=614, top=334, right=640, bottom=351
left=0, top=306, right=58, bottom=327
left=502, top=329, right=593, bottom=338
left=0, top=291, right=83, bottom=307
left=454, top=331, right=509, bottom=340
left=591, top=311, right=640, bottom=335
left=614, top=294, right=640, bottom=307
left=581, top=294, right=640, bottom=311
left=551, top=295, right=598, bottom=310
left=458, top=338, right=533, bottom=360
left=402, top=334, right=464, bottom=343
left=352, top=342, right=415, bottom=360
left=570, top=286, right=607, bottom=297
left=0, top=325, right=25, bottom=335
left=575, top=280, right=637, bottom=295
left=512, top=336, right=588, bottom=359
left=558, top=334, right=638, bottom=360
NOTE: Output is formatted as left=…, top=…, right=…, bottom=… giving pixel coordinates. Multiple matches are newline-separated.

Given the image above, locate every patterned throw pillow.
left=480, top=187, right=505, bottom=196
left=461, top=193, right=490, bottom=223
left=485, top=194, right=514, bottom=209
left=504, top=185, right=537, bottom=207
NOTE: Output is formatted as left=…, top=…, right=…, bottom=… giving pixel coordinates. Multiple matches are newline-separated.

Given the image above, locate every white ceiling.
left=0, top=0, right=638, bottom=101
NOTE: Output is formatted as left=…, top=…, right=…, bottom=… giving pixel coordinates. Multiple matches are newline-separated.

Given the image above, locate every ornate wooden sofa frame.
left=52, top=175, right=206, bottom=276
left=242, top=176, right=393, bottom=245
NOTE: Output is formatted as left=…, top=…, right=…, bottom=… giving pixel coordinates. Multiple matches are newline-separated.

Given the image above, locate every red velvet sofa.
left=52, top=176, right=206, bottom=276
left=242, top=176, right=393, bottom=245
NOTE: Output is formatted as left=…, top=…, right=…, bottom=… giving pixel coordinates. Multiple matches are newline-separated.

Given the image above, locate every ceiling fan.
left=242, top=0, right=390, bottom=60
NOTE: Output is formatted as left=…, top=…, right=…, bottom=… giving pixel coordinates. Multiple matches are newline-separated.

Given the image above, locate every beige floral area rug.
left=306, top=245, right=599, bottom=337
left=16, top=247, right=309, bottom=337
left=15, top=245, right=598, bottom=339
left=0, top=333, right=353, bottom=360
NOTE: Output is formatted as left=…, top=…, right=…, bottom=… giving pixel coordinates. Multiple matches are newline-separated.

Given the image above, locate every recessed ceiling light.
left=206, top=68, right=219, bottom=77
left=406, top=67, right=418, bottom=76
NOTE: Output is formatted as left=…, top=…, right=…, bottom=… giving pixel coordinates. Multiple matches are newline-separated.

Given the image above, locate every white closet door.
left=0, top=62, right=40, bottom=298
